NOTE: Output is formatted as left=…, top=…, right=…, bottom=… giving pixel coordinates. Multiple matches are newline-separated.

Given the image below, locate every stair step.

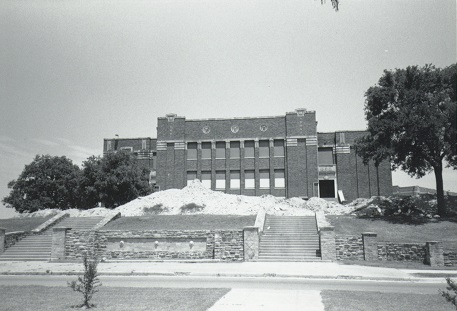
left=260, top=249, right=319, bottom=253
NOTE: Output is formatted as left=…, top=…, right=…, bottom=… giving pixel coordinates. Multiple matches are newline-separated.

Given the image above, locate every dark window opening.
left=319, top=180, right=335, bottom=198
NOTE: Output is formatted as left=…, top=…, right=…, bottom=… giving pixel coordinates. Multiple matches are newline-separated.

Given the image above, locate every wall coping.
left=319, top=226, right=334, bottom=232
left=92, top=212, right=121, bottom=231
left=362, top=232, right=377, bottom=237
left=53, top=227, right=71, bottom=232
left=5, top=230, right=26, bottom=236
left=32, top=212, right=69, bottom=234
left=315, top=211, right=331, bottom=232
left=254, top=208, right=266, bottom=234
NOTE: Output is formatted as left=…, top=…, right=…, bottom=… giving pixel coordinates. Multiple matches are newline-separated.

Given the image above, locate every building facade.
left=103, top=109, right=392, bottom=202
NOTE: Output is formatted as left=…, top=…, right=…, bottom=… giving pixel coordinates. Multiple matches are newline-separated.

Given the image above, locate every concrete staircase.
left=57, top=216, right=104, bottom=231
left=258, top=215, right=320, bottom=262
left=0, top=216, right=103, bottom=261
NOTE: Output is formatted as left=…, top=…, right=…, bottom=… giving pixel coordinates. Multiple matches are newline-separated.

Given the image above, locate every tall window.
left=141, top=139, right=147, bottom=150
left=201, top=171, right=211, bottom=189
left=106, top=140, right=112, bottom=151
left=216, top=141, right=225, bottom=159
left=230, top=170, right=240, bottom=189
left=201, top=142, right=211, bottom=159
left=274, top=169, right=285, bottom=188
left=259, top=169, right=270, bottom=188
left=244, top=141, right=254, bottom=158
left=230, top=141, right=240, bottom=159
left=318, top=147, right=334, bottom=165
left=274, top=140, right=284, bottom=157
left=259, top=140, right=269, bottom=158
left=245, top=170, right=255, bottom=189
left=187, top=142, right=197, bottom=160
left=216, top=171, right=226, bottom=189
left=187, top=171, right=197, bottom=186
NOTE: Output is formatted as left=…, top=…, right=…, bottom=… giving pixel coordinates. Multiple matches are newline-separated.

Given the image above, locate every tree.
left=355, top=64, right=457, bottom=216
left=441, top=277, right=457, bottom=309
left=68, top=252, right=102, bottom=309
left=322, top=0, right=339, bottom=11
left=2, top=155, right=81, bottom=213
left=80, top=151, right=152, bottom=209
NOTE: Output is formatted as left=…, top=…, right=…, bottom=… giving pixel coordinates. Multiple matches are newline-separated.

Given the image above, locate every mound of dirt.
left=16, top=180, right=371, bottom=218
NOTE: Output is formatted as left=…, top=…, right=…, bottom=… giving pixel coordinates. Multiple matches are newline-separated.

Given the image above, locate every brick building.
left=103, top=109, right=392, bottom=202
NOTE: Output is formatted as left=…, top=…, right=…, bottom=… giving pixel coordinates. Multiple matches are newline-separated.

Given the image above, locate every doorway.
left=319, top=180, right=335, bottom=198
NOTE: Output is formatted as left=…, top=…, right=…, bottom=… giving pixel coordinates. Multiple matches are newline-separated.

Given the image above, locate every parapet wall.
left=335, top=233, right=455, bottom=267
left=61, top=229, right=244, bottom=262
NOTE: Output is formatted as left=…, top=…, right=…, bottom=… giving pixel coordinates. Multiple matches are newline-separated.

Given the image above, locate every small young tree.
left=68, top=252, right=102, bottom=309
left=441, top=277, right=457, bottom=309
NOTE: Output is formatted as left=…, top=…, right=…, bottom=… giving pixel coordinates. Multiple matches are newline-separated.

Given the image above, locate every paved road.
left=0, top=275, right=446, bottom=294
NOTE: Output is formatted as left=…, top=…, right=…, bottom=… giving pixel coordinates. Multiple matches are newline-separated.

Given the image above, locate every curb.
left=0, top=271, right=448, bottom=283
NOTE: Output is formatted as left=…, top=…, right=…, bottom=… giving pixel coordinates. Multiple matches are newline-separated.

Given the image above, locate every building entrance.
left=319, top=180, right=335, bottom=198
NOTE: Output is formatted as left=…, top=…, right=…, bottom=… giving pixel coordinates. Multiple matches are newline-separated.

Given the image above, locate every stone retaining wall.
left=378, top=242, right=426, bottom=262
left=5, top=231, right=29, bottom=249
left=63, top=229, right=243, bottom=261
left=443, top=251, right=457, bottom=267
left=335, top=235, right=364, bottom=260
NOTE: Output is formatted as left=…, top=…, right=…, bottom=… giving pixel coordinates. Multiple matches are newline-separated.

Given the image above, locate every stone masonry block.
left=362, top=232, right=378, bottom=261
left=51, top=227, right=69, bottom=261
left=243, top=226, right=259, bottom=261
left=0, top=228, right=5, bottom=254
left=320, top=226, right=336, bottom=261
left=425, top=241, right=445, bottom=267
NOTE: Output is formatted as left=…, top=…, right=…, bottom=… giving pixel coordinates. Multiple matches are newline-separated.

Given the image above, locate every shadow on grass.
left=358, top=215, right=457, bottom=225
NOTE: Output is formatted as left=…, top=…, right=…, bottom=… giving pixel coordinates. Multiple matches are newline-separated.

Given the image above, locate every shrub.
left=378, top=196, right=434, bottom=224
left=180, top=203, right=205, bottom=214
left=143, top=204, right=168, bottom=215
left=441, top=277, right=457, bottom=309
left=68, top=252, right=102, bottom=308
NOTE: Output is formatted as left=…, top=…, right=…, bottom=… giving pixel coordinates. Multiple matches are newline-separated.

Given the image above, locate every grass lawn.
left=103, top=215, right=256, bottom=230
left=0, top=216, right=53, bottom=233
left=0, top=285, right=229, bottom=311
left=321, top=290, right=451, bottom=311
left=327, top=215, right=457, bottom=250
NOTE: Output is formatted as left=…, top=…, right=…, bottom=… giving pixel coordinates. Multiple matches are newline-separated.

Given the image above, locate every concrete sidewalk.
left=208, top=289, right=324, bottom=311
left=0, top=260, right=455, bottom=281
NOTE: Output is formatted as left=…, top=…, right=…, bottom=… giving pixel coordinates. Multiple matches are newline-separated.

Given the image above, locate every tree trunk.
left=434, top=164, right=446, bottom=217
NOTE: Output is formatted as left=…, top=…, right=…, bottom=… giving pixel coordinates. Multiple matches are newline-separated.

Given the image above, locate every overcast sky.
left=0, top=0, right=455, bottom=218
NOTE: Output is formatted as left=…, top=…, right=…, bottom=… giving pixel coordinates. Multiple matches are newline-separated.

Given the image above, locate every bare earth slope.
left=17, top=180, right=372, bottom=218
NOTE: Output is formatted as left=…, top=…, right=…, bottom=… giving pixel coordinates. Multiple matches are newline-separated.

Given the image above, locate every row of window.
left=187, top=169, right=285, bottom=189
left=106, top=139, right=149, bottom=151
left=186, top=140, right=285, bottom=160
